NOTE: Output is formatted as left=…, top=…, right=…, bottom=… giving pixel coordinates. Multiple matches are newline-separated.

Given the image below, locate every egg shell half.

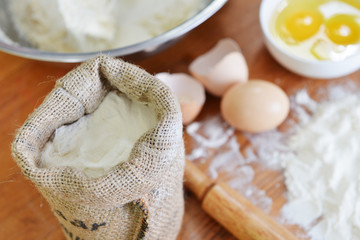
left=156, top=72, right=206, bottom=125
left=221, top=80, right=290, bottom=133
left=189, top=38, right=249, bottom=97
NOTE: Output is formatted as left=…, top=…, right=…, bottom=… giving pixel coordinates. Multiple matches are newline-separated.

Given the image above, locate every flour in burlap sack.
left=11, top=55, right=185, bottom=240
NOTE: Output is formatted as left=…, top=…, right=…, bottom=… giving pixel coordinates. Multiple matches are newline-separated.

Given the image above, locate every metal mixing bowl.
left=0, top=0, right=227, bottom=62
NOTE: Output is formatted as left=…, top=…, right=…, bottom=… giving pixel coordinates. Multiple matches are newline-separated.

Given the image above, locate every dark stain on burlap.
left=11, top=55, right=185, bottom=240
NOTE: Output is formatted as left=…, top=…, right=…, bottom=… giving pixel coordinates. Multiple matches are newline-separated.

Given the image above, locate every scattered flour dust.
left=186, top=115, right=274, bottom=214
left=185, top=83, right=360, bottom=240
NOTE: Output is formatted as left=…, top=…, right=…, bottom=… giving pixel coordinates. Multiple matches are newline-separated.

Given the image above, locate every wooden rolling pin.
left=184, top=159, right=298, bottom=240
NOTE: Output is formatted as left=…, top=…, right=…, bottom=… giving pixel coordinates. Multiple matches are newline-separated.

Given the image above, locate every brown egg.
left=156, top=72, right=206, bottom=125
left=221, top=80, right=289, bottom=133
left=189, top=38, right=248, bottom=97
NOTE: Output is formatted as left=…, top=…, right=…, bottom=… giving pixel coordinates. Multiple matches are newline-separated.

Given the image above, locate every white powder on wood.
left=244, top=87, right=360, bottom=240
left=7, top=0, right=202, bottom=53
left=186, top=84, right=360, bottom=239
left=41, top=91, right=158, bottom=178
left=186, top=115, right=273, bottom=213
left=280, top=94, right=360, bottom=240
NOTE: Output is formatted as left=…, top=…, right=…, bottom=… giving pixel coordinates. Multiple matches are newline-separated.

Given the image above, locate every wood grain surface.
left=1, top=0, right=360, bottom=239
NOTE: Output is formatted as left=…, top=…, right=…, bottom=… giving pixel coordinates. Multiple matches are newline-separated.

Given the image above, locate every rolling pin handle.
left=184, top=159, right=298, bottom=240
left=184, top=159, right=215, bottom=201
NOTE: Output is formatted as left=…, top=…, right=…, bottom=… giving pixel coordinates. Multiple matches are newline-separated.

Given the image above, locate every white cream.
left=8, top=0, right=202, bottom=52
left=41, top=91, right=158, bottom=178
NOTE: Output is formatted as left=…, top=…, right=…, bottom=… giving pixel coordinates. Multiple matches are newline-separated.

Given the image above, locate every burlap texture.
left=11, top=55, right=185, bottom=240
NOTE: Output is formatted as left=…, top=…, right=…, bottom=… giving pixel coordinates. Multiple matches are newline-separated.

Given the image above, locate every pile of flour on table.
left=7, top=0, right=202, bottom=52
left=41, top=91, right=158, bottom=178
left=186, top=84, right=360, bottom=240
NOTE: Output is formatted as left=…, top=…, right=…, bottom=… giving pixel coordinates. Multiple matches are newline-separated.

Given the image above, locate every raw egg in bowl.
left=260, top=0, right=360, bottom=79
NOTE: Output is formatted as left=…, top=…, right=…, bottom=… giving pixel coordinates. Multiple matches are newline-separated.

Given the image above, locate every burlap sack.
left=11, top=55, right=185, bottom=240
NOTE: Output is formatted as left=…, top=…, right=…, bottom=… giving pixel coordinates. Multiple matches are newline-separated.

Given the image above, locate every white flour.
left=186, top=84, right=360, bottom=240
left=41, top=91, right=157, bottom=178
left=281, top=94, right=360, bottom=240
left=186, top=115, right=273, bottom=213
left=8, top=0, right=202, bottom=52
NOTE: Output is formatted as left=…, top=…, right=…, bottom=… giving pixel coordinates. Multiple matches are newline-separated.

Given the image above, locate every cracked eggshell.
left=221, top=80, right=290, bottom=133
left=156, top=72, right=206, bottom=125
left=189, top=38, right=249, bottom=97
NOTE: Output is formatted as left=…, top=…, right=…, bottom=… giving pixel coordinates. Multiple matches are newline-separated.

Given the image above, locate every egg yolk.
left=273, top=0, right=360, bottom=61
left=284, top=10, right=324, bottom=42
left=325, top=14, right=360, bottom=45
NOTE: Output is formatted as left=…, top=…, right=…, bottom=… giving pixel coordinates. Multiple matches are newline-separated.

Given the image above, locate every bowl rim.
left=0, top=0, right=228, bottom=62
left=259, top=0, right=360, bottom=66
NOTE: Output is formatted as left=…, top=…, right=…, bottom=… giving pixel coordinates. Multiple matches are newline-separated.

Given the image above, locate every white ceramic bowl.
left=259, top=0, right=360, bottom=79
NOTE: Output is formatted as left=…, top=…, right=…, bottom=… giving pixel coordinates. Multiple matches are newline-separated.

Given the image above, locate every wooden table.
left=1, top=0, right=360, bottom=239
